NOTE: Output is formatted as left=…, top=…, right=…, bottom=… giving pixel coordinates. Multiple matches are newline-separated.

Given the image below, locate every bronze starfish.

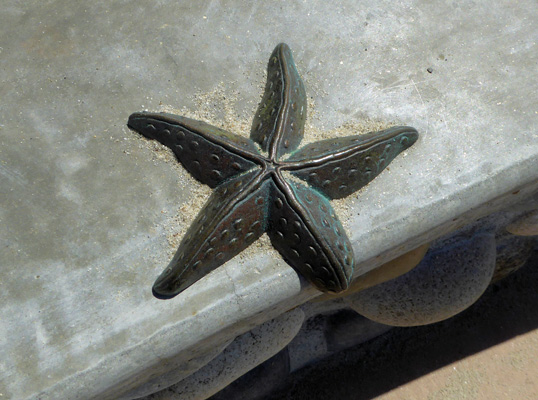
left=128, top=43, right=418, bottom=299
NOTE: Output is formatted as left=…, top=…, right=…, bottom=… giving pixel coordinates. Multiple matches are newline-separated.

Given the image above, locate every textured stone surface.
left=1, top=1, right=537, bottom=399
left=264, top=252, right=538, bottom=400
left=506, top=210, right=538, bottom=236
left=491, top=233, right=537, bottom=282
left=208, top=309, right=392, bottom=400
left=117, top=339, right=234, bottom=400
left=287, top=309, right=392, bottom=372
left=347, top=234, right=497, bottom=326
left=209, top=348, right=291, bottom=400
left=140, top=309, right=304, bottom=400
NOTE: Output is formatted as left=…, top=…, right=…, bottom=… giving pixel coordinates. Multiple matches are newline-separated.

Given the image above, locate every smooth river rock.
left=506, top=210, right=538, bottom=236
left=142, top=308, right=304, bottom=400
left=491, top=232, right=537, bottom=283
left=287, top=309, right=392, bottom=372
left=346, top=234, right=497, bottom=326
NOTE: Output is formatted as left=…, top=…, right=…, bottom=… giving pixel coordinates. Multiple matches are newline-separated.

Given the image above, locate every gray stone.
left=1, top=1, right=537, bottom=398
left=324, top=310, right=392, bottom=353
left=141, top=308, right=304, bottom=400
left=506, top=210, right=538, bottom=236
left=346, top=234, right=497, bottom=326
left=491, top=232, right=537, bottom=282
left=209, top=348, right=291, bottom=400
left=287, top=309, right=391, bottom=372
left=117, top=339, right=233, bottom=400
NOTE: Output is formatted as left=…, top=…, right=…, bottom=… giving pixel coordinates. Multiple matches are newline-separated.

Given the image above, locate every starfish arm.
left=250, top=43, right=307, bottom=160
left=267, top=176, right=353, bottom=293
left=285, top=126, right=418, bottom=199
left=152, top=169, right=270, bottom=299
left=128, top=112, right=261, bottom=188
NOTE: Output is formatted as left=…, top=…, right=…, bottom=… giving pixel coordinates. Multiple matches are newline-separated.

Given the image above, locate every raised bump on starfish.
left=127, top=43, right=418, bottom=299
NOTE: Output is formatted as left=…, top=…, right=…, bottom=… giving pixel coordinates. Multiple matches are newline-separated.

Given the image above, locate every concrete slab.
left=0, top=1, right=536, bottom=399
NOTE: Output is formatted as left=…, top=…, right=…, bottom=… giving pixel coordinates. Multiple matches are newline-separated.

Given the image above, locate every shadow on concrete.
left=213, top=249, right=538, bottom=400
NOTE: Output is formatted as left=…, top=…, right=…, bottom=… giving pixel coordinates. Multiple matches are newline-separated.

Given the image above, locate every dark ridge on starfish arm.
left=250, top=43, right=306, bottom=160
left=152, top=169, right=270, bottom=298
left=128, top=112, right=263, bottom=188
left=268, top=173, right=353, bottom=293
left=285, top=126, right=418, bottom=199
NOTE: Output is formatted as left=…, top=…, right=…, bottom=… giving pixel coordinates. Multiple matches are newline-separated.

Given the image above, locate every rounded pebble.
left=346, top=234, right=497, bottom=327
left=491, top=232, right=536, bottom=282
left=506, top=210, right=538, bottom=236
left=141, top=309, right=304, bottom=400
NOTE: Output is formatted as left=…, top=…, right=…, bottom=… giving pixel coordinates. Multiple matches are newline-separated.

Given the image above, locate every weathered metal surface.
left=127, top=43, right=418, bottom=299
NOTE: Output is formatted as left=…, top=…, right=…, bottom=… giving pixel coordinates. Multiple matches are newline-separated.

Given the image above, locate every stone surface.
left=117, top=339, right=234, bottom=400
left=1, top=1, right=537, bottom=399
left=347, top=234, right=497, bottom=326
left=506, top=210, right=538, bottom=236
left=140, top=308, right=304, bottom=400
left=209, top=348, right=291, bottom=400
left=287, top=309, right=392, bottom=372
left=211, top=212, right=537, bottom=398
left=265, top=252, right=538, bottom=400
left=208, top=309, right=392, bottom=400
left=491, top=232, right=537, bottom=282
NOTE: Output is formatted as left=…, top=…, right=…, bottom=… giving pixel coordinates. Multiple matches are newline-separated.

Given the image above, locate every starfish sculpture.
left=128, top=43, right=418, bottom=299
